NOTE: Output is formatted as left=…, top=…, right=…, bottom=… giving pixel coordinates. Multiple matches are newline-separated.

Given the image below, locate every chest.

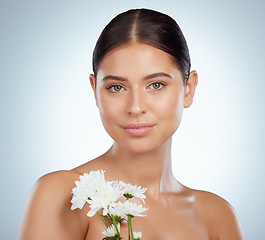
left=85, top=200, right=210, bottom=240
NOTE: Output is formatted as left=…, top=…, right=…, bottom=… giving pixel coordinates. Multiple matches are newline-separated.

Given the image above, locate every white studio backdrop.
left=0, top=0, right=264, bottom=239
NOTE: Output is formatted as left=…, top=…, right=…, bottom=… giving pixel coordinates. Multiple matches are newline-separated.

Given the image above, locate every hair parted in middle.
left=92, top=8, right=191, bottom=85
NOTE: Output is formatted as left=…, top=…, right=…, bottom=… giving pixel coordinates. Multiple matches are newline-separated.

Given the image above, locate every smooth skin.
left=18, top=43, right=244, bottom=240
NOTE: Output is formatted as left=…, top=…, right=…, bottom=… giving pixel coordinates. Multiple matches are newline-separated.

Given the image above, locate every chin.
left=125, top=144, right=158, bottom=154
left=117, top=136, right=172, bottom=155
left=106, top=124, right=178, bottom=154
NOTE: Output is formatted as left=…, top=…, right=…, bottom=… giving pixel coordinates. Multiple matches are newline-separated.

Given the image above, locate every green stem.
left=111, top=214, right=122, bottom=240
left=128, top=216, right=134, bottom=240
left=128, top=216, right=131, bottom=240
left=98, top=210, right=109, bottom=228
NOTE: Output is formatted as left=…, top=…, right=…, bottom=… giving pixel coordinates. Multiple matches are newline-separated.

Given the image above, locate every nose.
left=126, top=87, right=147, bottom=116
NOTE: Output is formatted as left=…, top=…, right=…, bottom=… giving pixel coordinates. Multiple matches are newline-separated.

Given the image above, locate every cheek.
left=153, top=90, right=184, bottom=124
left=97, top=93, right=123, bottom=122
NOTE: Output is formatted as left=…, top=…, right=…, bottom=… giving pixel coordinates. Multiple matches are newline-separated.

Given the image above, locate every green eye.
left=149, top=82, right=166, bottom=90
left=107, top=84, right=125, bottom=92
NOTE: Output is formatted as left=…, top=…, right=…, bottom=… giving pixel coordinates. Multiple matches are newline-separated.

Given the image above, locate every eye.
left=148, top=82, right=166, bottom=90
left=107, top=84, right=125, bottom=92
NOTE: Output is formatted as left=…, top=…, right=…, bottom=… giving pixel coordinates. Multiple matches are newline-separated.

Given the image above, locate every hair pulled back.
left=92, top=8, right=191, bottom=84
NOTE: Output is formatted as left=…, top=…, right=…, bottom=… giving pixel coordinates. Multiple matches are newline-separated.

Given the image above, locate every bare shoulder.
left=31, top=170, right=81, bottom=203
left=28, top=170, right=81, bottom=207
left=192, top=189, right=244, bottom=239
left=35, top=170, right=79, bottom=188
left=18, top=170, right=90, bottom=240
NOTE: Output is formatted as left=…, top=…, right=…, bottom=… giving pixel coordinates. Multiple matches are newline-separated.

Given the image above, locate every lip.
left=122, top=123, right=155, bottom=137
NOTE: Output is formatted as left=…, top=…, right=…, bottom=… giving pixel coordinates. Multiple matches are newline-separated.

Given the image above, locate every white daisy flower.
left=111, top=201, right=148, bottom=220
left=114, top=181, right=147, bottom=202
left=108, top=203, right=126, bottom=220
left=133, top=231, right=142, bottom=240
left=102, top=223, right=120, bottom=237
left=87, top=181, right=123, bottom=217
left=71, top=170, right=148, bottom=240
left=70, top=170, right=105, bottom=210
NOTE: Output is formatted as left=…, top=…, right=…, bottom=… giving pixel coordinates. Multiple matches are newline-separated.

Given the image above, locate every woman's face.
left=90, top=43, right=196, bottom=153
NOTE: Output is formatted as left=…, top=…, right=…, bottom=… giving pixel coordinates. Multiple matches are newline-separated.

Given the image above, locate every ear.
left=89, top=74, right=98, bottom=107
left=184, top=70, right=198, bottom=108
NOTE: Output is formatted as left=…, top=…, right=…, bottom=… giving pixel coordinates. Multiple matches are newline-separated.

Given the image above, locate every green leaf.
left=127, top=214, right=135, bottom=219
left=102, top=236, right=115, bottom=240
left=102, top=234, right=122, bottom=240
left=124, top=193, right=133, bottom=200
left=114, top=215, right=125, bottom=223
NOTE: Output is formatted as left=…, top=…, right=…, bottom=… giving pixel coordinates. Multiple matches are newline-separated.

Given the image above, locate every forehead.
left=97, top=43, right=181, bottom=79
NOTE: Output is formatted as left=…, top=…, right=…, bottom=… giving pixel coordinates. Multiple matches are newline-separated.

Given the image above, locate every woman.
left=18, top=8, right=244, bottom=239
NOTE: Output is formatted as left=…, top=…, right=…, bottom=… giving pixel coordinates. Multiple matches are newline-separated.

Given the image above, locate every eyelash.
left=106, top=81, right=167, bottom=93
left=106, top=84, right=125, bottom=92
left=148, top=82, right=167, bottom=90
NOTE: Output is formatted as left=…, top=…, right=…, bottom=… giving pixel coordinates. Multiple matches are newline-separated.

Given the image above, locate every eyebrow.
left=144, top=72, right=172, bottom=80
left=100, top=72, right=172, bottom=82
left=101, top=75, right=127, bottom=82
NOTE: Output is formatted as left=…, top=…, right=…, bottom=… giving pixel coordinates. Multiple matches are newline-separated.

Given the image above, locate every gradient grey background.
left=1, top=0, right=264, bottom=239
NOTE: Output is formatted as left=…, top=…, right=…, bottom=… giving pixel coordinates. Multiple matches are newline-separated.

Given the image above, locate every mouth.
left=122, top=123, right=155, bottom=137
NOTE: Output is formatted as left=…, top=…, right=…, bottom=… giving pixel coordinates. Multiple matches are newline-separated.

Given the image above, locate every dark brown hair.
left=92, top=8, right=191, bottom=84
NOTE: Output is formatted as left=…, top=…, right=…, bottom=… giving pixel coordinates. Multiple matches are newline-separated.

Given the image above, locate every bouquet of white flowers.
left=71, top=170, right=148, bottom=240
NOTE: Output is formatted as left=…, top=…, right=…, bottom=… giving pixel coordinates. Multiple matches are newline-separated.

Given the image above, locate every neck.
left=103, top=138, right=182, bottom=197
